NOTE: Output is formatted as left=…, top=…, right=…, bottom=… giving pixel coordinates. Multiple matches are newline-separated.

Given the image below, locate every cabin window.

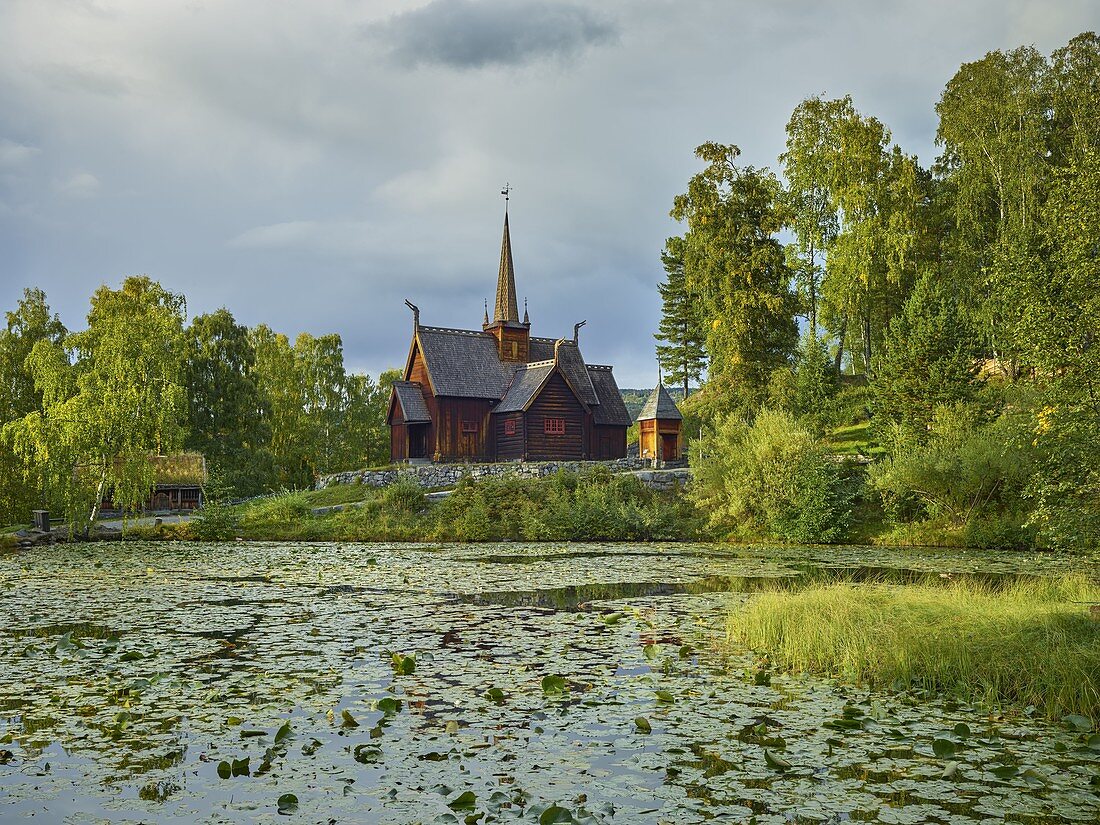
left=510, top=341, right=518, bottom=358
left=461, top=420, right=479, bottom=433
left=504, top=419, right=517, bottom=436
left=544, top=418, right=566, bottom=435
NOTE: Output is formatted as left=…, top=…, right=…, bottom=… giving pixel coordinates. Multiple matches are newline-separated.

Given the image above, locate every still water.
left=1, top=541, right=1097, bottom=823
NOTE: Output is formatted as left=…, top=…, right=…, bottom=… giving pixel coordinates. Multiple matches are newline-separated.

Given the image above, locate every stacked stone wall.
left=317, top=459, right=690, bottom=492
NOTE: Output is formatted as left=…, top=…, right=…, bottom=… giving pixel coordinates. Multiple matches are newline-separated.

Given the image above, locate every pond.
left=1, top=542, right=1097, bottom=823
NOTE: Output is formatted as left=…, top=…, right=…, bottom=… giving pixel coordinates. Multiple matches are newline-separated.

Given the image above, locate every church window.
left=545, top=418, right=566, bottom=435
left=461, top=420, right=479, bottom=433
left=504, top=419, right=517, bottom=436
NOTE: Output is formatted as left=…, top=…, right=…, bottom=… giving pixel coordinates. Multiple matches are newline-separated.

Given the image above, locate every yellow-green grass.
left=730, top=574, right=1100, bottom=720
left=826, top=421, right=885, bottom=457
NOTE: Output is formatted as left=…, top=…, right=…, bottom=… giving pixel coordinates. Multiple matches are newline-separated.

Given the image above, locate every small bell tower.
left=483, top=184, right=531, bottom=362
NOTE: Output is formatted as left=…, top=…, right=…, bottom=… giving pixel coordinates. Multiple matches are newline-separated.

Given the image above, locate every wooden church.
left=387, top=210, right=632, bottom=463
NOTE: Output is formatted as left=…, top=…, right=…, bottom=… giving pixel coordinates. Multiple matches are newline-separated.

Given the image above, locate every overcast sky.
left=1, top=0, right=1096, bottom=387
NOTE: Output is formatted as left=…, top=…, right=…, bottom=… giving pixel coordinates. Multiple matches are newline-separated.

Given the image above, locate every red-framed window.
left=544, top=418, right=566, bottom=435
left=461, top=420, right=479, bottom=433
left=504, top=419, right=517, bottom=436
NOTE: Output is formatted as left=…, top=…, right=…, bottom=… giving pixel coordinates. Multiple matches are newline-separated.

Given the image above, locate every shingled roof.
left=528, top=336, right=557, bottom=362
left=554, top=341, right=598, bottom=406
left=495, top=361, right=555, bottom=413
left=587, top=366, right=633, bottom=426
left=637, top=384, right=682, bottom=421
left=413, top=326, right=512, bottom=398
left=391, top=381, right=431, bottom=423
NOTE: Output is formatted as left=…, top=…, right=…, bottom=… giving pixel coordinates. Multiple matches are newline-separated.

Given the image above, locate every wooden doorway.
left=408, top=424, right=428, bottom=459
left=661, top=434, right=678, bottom=461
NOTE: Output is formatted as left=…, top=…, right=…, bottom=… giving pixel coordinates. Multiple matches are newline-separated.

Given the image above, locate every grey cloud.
left=369, top=0, right=617, bottom=69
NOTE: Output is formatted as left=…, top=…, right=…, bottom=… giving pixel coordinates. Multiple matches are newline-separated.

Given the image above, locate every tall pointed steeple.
left=494, top=211, right=519, bottom=323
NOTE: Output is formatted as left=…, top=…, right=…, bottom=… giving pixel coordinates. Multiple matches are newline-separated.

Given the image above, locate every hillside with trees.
left=664, top=31, right=1100, bottom=552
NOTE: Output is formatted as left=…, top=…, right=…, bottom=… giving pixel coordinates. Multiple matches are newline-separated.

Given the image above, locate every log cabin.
left=387, top=211, right=632, bottom=463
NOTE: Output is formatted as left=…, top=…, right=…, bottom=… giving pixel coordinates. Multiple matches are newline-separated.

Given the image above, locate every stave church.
left=387, top=208, right=632, bottom=463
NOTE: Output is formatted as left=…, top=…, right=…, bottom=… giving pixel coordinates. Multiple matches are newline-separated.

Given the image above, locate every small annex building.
left=637, top=383, right=683, bottom=463
left=100, top=453, right=207, bottom=513
left=387, top=211, right=633, bottom=463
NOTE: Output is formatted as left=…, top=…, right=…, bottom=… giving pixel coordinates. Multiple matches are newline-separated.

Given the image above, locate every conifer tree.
left=654, top=236, right=706, bottom=398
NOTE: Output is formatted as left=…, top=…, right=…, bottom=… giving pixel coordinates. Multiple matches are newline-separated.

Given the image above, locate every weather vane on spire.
left=501, top=182, right=511, bottom=213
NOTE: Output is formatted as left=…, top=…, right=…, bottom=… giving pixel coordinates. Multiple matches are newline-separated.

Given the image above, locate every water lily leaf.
left=231, top=757, right=250, bottom=777
left=377, top=697, right=402, bottom=715
left=991, top=764, right=1019, bottom=780
left=301, top=738, right=322, bottom=756
left=1062, top=714, right=1093, bottom=732
left=541, top=675, right=567, bottom=696
left=448, top=790, right=477, bottom=811
left=953, top=722, right=970, bottom=738
left=932, top=738, right=956, bottom=758
left=391, top=652, right=416, bottom=675
left=445, top=720, right=460, bottom=735
left=484, top=687, right=506, bottom=704
left=274, top=721, right=292, bottom=744
left=601, top=612, right=622, bottom=625
left=539, top=804, right=574, bottom=824
left=226, top=716, right=242, bottom=727
left=353, top=744, right=381, bottom=763
left=763, top=749, right=791, bottom=771
left=216, top=760, right=231, bottom=779
left=277, top=792, right=298, bottom=814
left=1086, top=733, right=1100, bottom=750
left=119, top=651, right=143, bottom=662
left=655, top=690, right=675, bottom=704
left=678, top=644, right=695, bottom=658
left=241, top=729, right=266, bottom=738
left=635, top=717, right=652, bottom=734
left=642, top=644, right=658, bottom=660
left=341, top=709, right=359, bottom=728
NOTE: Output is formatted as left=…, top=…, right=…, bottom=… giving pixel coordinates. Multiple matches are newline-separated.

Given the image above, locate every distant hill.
left=619, top=387, right=688, bottom=420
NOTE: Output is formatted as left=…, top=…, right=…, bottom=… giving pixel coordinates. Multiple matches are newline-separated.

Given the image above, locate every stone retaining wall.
left=317, top=459, right=690, bottom=492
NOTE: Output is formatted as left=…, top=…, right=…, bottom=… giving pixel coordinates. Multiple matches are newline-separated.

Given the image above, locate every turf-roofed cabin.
left=388, top=213, right=632, bottom=463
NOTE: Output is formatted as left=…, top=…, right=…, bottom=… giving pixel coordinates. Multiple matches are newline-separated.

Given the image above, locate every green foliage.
left=190, top=468, right=240, bottom=540
left=183, top=309, right=272, bottom=497
left=690, top=408, right=854, bottom=543
left=0, top=289, right=67, bottom=525
left=731, top=575, right=1100, bottom=719
left=869, top=402, right=1037, bottom=546
left=670, top=143, right=798, bottom=416
left=872, top=272, right=979, bottom=440
left=654, top=236, right=707, bottom=398
left=5, top=277, right=187, bottom=529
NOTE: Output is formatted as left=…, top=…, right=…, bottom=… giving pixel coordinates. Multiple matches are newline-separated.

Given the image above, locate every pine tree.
left=654, top=236, right=707, bottom=398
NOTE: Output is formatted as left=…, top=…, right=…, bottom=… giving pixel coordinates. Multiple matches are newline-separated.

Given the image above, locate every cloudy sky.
left=1, top=0, right=1096, bottom=387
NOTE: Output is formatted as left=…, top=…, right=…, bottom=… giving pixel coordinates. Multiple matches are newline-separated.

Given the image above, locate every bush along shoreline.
left=176, top=467, right=703, bottom=543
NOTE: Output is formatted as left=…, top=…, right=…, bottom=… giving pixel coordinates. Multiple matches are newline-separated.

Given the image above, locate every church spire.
left=494, top=186, right=519, bottom=324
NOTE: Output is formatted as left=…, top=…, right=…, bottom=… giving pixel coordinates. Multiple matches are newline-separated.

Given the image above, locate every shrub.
left=869, top=402, right=1036, bottom=538
left=691, top=408, right=854, bottom=543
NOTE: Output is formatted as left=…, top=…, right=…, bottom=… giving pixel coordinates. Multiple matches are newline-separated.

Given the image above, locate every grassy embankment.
left=731, top=574, right=1100, bottom=720
left=177, top=468, right=701, bottom=543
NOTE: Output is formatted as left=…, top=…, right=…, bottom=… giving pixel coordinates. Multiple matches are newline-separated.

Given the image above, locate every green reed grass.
left=730, top=574, right=1100, bottom=719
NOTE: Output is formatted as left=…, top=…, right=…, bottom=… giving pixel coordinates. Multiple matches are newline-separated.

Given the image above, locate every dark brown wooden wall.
left=389, top=397, right=407, bottom=462
left=590, top=425, right=627, bottom=460
left=491, top=325, right=530, bottom=363
left=494, top=412, right=525, bottom=460
left=406, top=346, right=439, bottom=457
left=524, top=371, right=586, bottom=460
left=434, top=397, right=493, bottom=461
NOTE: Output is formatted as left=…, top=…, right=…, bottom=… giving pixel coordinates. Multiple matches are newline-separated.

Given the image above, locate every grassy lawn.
left=730, top=574, right=1100, bottom=720
left=826, top=421, right=885, bottom=457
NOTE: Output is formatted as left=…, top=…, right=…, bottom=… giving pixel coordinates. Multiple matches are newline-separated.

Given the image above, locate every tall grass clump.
left=730, top=574, right=1100, bottom=720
